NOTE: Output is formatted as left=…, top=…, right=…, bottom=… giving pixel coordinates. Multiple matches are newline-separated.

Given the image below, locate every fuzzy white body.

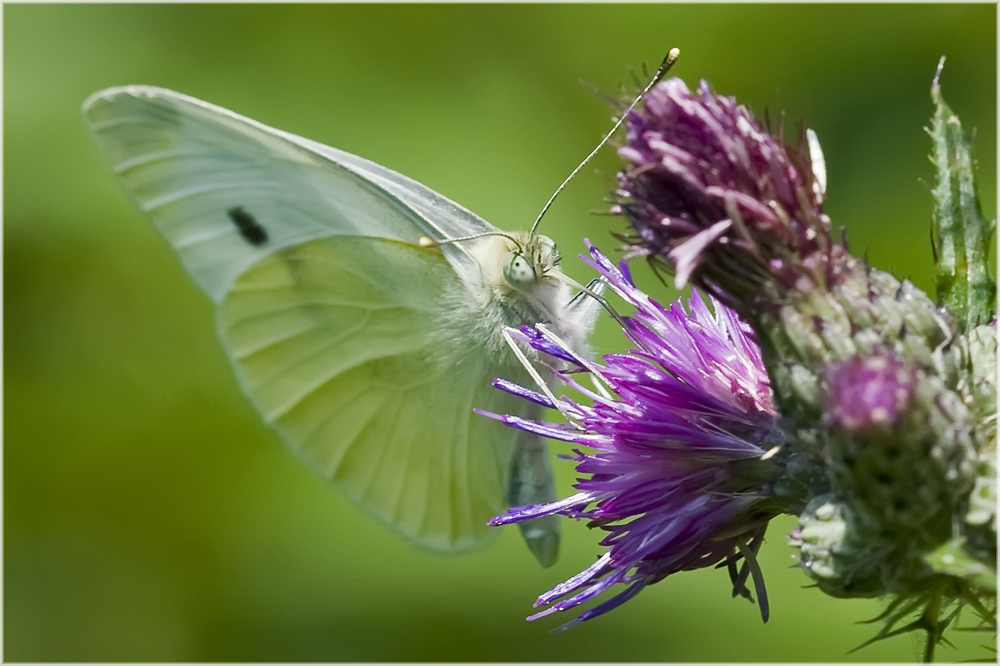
left=446, top=232, right=592, bottom=360
left=442, top=232, right=600, bottom=564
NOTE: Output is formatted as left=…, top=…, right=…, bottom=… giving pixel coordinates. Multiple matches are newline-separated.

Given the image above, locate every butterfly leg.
left=563, top=277, right=606, bottom=338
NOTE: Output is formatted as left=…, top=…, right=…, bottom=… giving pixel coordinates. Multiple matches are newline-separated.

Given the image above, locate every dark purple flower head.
left=613, top=77, right=845, bottom=313
left=481, top=242, right=786, bottom=630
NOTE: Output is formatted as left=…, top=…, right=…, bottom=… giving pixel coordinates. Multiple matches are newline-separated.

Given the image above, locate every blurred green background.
left=5, top=4, right=996, bottom=662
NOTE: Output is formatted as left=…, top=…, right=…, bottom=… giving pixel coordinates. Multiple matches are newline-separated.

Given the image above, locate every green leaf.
left=929, top=57, right=997, bottom=330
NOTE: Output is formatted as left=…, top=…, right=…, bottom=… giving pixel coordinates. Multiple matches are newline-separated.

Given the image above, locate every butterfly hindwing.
left=218, top=235, right=520, bottom=550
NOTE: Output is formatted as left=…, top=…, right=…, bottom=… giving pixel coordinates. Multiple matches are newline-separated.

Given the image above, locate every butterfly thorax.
left=434, top=231, right=587, bottom=369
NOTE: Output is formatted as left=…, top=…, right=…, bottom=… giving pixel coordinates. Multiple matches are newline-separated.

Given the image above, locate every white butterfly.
left=82, top=86, right=600, bottom=566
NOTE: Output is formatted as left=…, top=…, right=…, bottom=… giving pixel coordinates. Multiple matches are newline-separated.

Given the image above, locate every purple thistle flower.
left=590, top=68, right=995, bottom=658
left=613, top=77, right=841, bottom=315
left=480, top=242, right=786, bottom=630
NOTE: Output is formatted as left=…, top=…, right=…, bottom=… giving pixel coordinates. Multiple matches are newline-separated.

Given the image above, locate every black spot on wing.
left=227, top=206, right=268, bottom=247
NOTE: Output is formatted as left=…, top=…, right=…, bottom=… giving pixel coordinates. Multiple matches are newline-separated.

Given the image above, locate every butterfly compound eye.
left=503, top=253, right=536, bottom=286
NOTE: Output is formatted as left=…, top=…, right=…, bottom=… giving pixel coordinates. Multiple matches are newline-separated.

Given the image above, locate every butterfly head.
left=501, top=231, right=560, bottom=290
left=459, top=229, right=567, bottom=327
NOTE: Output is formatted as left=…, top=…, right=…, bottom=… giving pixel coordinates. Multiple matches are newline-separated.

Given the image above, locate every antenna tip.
left=418, top=235, right=438, bottom=248
left=654, top=47, right=681, bottom=82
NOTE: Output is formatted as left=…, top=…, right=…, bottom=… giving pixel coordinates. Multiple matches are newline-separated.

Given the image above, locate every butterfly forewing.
left=82, top=86, right=494, bottom=303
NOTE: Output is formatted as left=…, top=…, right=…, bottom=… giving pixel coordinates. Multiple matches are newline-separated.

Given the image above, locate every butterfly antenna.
left=419, top=231, right=522, bottom=250
left=528, top=47, right=680, bottom=235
